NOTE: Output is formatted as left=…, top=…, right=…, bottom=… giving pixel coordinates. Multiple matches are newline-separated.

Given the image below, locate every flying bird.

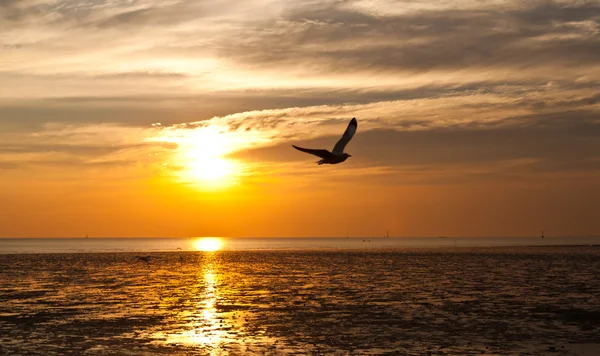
left=293, top=117, right=357, bottom=165
left=135, top=256, right=153, bottom=263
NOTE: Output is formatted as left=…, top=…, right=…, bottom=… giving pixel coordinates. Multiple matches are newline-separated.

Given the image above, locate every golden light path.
left=154, top=237, right=278, bottom=353
left=162, top=263, right=230, bottom=354
left=194, top=237, right=223, bottom=252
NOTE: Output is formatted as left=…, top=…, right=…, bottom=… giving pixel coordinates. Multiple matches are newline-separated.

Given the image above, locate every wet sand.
left=1, top=246, right=599, bottom=355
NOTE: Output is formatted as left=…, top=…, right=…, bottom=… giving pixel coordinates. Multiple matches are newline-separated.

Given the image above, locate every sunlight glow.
left=151, top=124, right=246, bottom=189
left=182, top=126, right=241, bottom=188
left=187, top=155, right=236, bottom=183
left=194, top=237, right=223, bottom=252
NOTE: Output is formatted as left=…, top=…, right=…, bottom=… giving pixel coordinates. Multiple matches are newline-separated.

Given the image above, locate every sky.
left=1, top=0, right=599, bottom=238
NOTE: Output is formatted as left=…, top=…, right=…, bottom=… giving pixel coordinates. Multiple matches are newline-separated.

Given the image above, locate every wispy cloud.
left=0, top=122, right=173, bottom=175
left=3, top=0, right=598, bottom=97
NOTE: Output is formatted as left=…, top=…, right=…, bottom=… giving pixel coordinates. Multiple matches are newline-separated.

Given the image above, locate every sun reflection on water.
left=189, top=268, right=223, bottom=348
left=163, top=263, right=229, bottom=352
left=152, top=252, right=279, bottom=353
left=193, top=237, right=223, bottom=252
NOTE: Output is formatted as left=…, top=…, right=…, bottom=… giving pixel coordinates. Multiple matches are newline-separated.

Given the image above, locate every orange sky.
left=1, top=0, right=599, bottom=237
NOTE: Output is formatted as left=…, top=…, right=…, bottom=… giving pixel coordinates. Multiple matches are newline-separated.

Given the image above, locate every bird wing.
left=332, top=117, right=357, bottom=154
left=292, top=145, right=334, bottom=160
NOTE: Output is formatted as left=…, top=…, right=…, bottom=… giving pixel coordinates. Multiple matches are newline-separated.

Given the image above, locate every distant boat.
left=541, top=230, right=544, bottom=239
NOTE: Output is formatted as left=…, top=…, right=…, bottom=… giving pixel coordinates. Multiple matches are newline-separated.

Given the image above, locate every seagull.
left=293, top=117, right=357, bottom=165
left=136, top=256, right=152, bottom=263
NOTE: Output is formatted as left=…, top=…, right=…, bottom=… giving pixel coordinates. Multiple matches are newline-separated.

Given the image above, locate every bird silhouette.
left=293, top=117, right=357, bottom=165
left=136, top=256, right=152, bottom=263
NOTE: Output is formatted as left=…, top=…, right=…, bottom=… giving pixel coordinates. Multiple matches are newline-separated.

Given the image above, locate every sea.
left=1, top=237, right=600, bottom=355
left=1, top=236, right=600, bottom=254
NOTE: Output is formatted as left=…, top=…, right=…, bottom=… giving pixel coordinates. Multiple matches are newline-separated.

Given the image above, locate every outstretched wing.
left=292, top=145, right=334, bottom=160
left=332, top=117, right=357, bottom=154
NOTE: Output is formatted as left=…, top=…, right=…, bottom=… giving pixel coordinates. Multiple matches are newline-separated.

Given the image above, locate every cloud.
left=92, top=71, right=189, bottom=79
left=2, top=0, right=599, bottom=186
left=0, top=161, right=20, bottom=170
left=220, top=1, right=600, bottom=74
left=1, top=0, right=597, bottom=115
left=0, top=122, right=176, bottom=171
left=0, top=142, right=175, bottom=156
left=229, top=108, right=600, bottom=183
left=2, top=0, right=599, bottom=112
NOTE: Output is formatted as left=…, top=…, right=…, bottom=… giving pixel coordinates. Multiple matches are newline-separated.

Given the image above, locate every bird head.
left=344, top=153, right=351, bottom=158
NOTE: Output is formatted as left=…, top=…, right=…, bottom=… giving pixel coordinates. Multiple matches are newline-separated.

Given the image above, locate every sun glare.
left=182, top=126, right=241, bottom=188
left=187, top=155, right=236, bottom=183
left=153, top=124, right=245, bottom=189
left=194, top=237, right=223, bottom=251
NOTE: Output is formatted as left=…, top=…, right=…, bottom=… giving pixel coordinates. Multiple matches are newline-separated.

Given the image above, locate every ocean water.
left=1, top=244, right=600, bottom=355
left=1, top=236, right=600, bottom=254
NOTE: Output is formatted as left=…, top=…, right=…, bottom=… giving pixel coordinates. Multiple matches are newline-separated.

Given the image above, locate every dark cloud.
left=0, top=0, right=44, bottom=22
left=0, top=105, right=191, bottom=130
left=5, top=76, right=590, bottom=127
left=93, top=7, right=156, bottom=28
left=84, top=3, right=210, bottom=30
left=4, top=1, right=599, bottom=76
left=232, top=109, right=600, bottom=177
left=0, top=83, right=492, bottom=129
left=222, top=1, right=600, bottom=73
left=0, top=140, right=177, bottom=171
left=518, top=92, right=600, bottom=111
left=0, top=142, right=174, bottom=156
left=0, top=0, right=77, bottom=28
left=354, top=110, right=600, bottom=171
left=93, top=71, right=189, bottom=79
left=0, top=0, right=220, bottom=30
left=0, top=1, right=169, bottom=29
left=0, top=161, right=19, bottom=170
left=0, top=143, right=122, bottom=156
left=0, top=158, right=139, bottom=169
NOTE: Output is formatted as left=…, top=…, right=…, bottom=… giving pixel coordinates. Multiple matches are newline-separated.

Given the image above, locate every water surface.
left=1, top=247, right=599, bottom=355
left=1, top=236, right=599, bottom=254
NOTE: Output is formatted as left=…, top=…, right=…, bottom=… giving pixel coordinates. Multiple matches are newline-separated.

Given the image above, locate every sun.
left=181, top=126, right=241, bottom=187
left=187, top=155, right=236, bottom=183
left=194, top=237, right=223, bottom=251
left=148, top=122, right=265, bottom=190
left=156, top=124, right=244, bottom=189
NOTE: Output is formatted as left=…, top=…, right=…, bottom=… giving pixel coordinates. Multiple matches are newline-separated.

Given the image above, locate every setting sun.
left=182, top=126, right=241, bottom=188
left=151, top=124, right=245, bottom=189
left=193, top=237, right=223, bottom=251
left=187, top=155, right=237, bottom=184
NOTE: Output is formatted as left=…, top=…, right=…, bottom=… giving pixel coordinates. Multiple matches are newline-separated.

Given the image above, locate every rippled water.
left=1, top=247, right=600, bottom=355
left=2, top=236, right=600, bottom=254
